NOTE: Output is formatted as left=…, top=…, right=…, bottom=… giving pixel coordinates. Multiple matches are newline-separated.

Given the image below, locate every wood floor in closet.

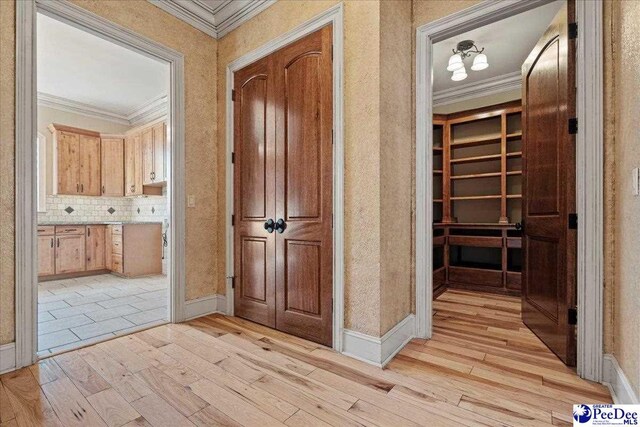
left=0, top=289, right=611, bottom=427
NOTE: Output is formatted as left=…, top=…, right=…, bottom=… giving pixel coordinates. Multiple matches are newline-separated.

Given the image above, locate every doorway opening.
left=428, top=0, right=580, bottom=367
left=34, top=12, right=171, bottom=356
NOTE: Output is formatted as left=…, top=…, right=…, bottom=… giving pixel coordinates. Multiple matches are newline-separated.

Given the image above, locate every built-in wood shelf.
left=451, top=195, right=502, bottom=201
left=450, top=153, right=501, bottom=164
left=507, top=131, right=522, bottom=139
left=450, top=135, right=501, bottom=149
left=434, top=169, right=443, bottom=175
left=507, top=151, right=522, bottom=158
left=506, top=194, right=522, bottom=199
left=433, top=199, right=443, bottom=203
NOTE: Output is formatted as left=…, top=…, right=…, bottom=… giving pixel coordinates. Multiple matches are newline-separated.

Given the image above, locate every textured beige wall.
left=0, top=0, right=16, bottom=345
left=379, top=0, right=413, bottom=334
left=0, top=0, right=219, bottom=344
left=611, top=0, right=640, bottom=398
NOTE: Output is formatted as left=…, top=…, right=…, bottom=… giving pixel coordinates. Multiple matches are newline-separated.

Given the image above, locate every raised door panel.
left=274, top=26, right=333, bottom=346
left=55, top=234, right=86, bottom=274
left=233, top=55, right=276, bottom=328
left=152, top=122, right=166, bottom=183
left=521, top=1, right=576, bottom=366
left=142, top=128, right=155, bottom=185
left=86, top=225, right=106, bottom=271
left=79, top=135, right=101, bottom=196
left=38, top=235, right=55, bottom=276
left=56, top=131, right=80, bottom=195
left=101, top=138, right=124, bottom=196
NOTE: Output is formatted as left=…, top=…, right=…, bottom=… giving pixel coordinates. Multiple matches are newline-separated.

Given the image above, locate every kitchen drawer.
left=111, top=254, right=123, bottom=274
left=112, top=237, right=123, bottom=255
left=37, top=226, right=55, bottom=236
left=111, top=224, right=123, bottom=235
left=55, top=225, right=86, bottom=235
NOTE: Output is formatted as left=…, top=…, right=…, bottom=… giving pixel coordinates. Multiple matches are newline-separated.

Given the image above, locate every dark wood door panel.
left=284, top=53, right=323, bottom=220
left=284, top=240, right=322, bottom=316
left=240, top=75, right=269, bottom=220
left=240, top=237, right=268, bottom=302
left=521, top=1, right=576, bottom=366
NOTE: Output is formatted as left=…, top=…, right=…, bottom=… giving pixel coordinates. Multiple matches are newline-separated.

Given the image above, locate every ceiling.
left=37, top=13, right=169, bottom=116
left=433, top=1, right=564, bottom=94
left=148, top=0, right=275, bottom=38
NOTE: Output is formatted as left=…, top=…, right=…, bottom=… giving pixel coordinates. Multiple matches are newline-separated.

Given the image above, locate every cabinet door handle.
left=50, top=238, right=53, bottom=248
left=102, top=185, right=105, bottom=194
left=76, top=183, right=80, bottom=193
left=81, top=183, right=84, bottom=192
left=88, top=228, right=91, bottom=237
left=56, top=238, right=60, bottom=248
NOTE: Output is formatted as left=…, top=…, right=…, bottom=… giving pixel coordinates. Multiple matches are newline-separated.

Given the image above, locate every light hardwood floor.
left=0, top=289, right=611, bottom=426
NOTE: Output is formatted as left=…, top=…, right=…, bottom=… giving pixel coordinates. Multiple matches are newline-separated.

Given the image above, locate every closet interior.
left=433, top=101, right=523, bottom=298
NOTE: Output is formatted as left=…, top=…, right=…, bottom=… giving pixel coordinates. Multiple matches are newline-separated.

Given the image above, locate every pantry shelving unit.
left=433, top=101, right=523, bottom=297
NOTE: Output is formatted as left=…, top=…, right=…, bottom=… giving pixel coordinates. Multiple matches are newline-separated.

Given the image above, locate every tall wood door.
left=234, top=54, right=277, bottom=328
left=521, top=1, right=576, bottom=366
left=234, top=26, right=333, bottom=346
left=101, top=138, right=124, bottom=196
left=86, top=225, right=106, bottom=271
left=38, top=235, right=55, bottom=276
left=142, top=128, right=155, bottom=185
left=153, top=122, right=166, bottom=183
left=57, top=131, right=80, bottom=195
left=79, top=135, right=101, bottom=196
left=55, top=234, right=86, bottom=274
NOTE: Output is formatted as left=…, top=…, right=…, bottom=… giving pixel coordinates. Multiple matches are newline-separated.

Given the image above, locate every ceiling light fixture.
left=448, top=40, right=488, bottom=80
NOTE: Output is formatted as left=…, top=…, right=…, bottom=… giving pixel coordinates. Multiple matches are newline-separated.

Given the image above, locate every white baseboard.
left=0, top=343, right=16, bottom=374
left=603, top=353, right=639, bottom=404
left=342, top=314, right=415, bottom=368
left=184, top=294, right=227, bottom=321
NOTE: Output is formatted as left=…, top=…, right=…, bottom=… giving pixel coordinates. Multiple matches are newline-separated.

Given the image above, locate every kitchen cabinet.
left=125, top=133, right=143, bottom=196
left=86, top=225, right=106, bottom=271
left=55, top=232, right=86, bottom=274
left=37, top=226, right=55, bottom=276
left=50, top=124, right=101, bottom=196
left=106, top=223, right=162, bottom=277
left=101, top=137, right=124, bottom=196
left=142, top=122, right=166, bottom=186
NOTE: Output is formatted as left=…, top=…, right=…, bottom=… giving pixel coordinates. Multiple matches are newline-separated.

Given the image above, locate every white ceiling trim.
left=433, top=71, right=522, bottom=107
left=37, top=92, right=168, bottom=127
left=148, top=0, right=275, bottom=38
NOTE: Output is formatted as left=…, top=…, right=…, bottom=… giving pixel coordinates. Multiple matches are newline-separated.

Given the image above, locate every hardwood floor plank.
left=1, top=368, right=62, bottom=427
left=28, top=359, right=66, bottom=386
left=189, top=379, right=285, bottom=427
left=53, top=351, right=111, bottom=397
left=0, top=381, right=15, bottom=423
left=135, top=367, right=208, bottom=417
left=189, top=406, right=243, bottom=427
left=86, top=388, right=140, bottom=427
left=284, top=410, right=331, bottom=427
left=129, top=394, right=195, bottom=427
left=41, top=377, right=107, bottom=426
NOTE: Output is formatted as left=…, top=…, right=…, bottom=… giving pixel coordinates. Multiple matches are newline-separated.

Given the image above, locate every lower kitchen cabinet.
left=55, top=233, right=86, bottom=274
left=86, top=225, right=106, bottom=271
left=38, top=234, right=55, bottom=277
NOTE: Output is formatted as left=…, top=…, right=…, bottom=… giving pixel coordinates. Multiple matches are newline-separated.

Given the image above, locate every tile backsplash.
left=38, top=194, right=168, bottom=224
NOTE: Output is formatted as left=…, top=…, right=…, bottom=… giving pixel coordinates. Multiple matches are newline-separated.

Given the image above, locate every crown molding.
left=148, top=0, right=275, bottom=38
left=433, top=71, right=522, bottom=107
left=37, top=92, right=168, bottom=127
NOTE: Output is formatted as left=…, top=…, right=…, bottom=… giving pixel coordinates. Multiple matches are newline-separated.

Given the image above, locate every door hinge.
left=231, top=276, right=236, bottom=289
left=569, top=118, right=578, bottom=134
left=569, top=213, right=578, bottom=229
left=568, top=307, right=577, bottom=325
left=231, top=214, right=235, bottom=226
left=331, top=44, right=333, bottom=60
left=231, top=152, right=235, bottom=164
left=232, top=89, right=237, bottom=102
left=569, top=22, right=578, bottom=40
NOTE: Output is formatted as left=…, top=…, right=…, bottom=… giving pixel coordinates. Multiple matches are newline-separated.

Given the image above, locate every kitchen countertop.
left=38, top=221, right=164, bottom=226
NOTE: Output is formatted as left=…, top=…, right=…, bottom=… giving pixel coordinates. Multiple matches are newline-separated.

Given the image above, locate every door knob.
left=515, top=221, right=524, bottom=231
left=264, top=219, right=275, bottom=233
left=275, top=218, right=287, bottom=234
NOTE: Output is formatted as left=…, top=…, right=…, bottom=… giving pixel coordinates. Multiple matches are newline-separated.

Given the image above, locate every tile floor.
left=37, top=274, right=168, bottom=356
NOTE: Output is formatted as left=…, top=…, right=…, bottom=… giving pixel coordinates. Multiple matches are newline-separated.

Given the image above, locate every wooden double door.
left=233, top=26, right=334, bottom=346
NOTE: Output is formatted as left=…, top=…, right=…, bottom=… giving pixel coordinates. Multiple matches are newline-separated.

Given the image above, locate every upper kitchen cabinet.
left=142, top=121, right=166, bottom=186
left=49, top=124, right=101, bottom=196
left=101, top=137, right=125, bottom=197
left=125, top=132, right=143, bottom=196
